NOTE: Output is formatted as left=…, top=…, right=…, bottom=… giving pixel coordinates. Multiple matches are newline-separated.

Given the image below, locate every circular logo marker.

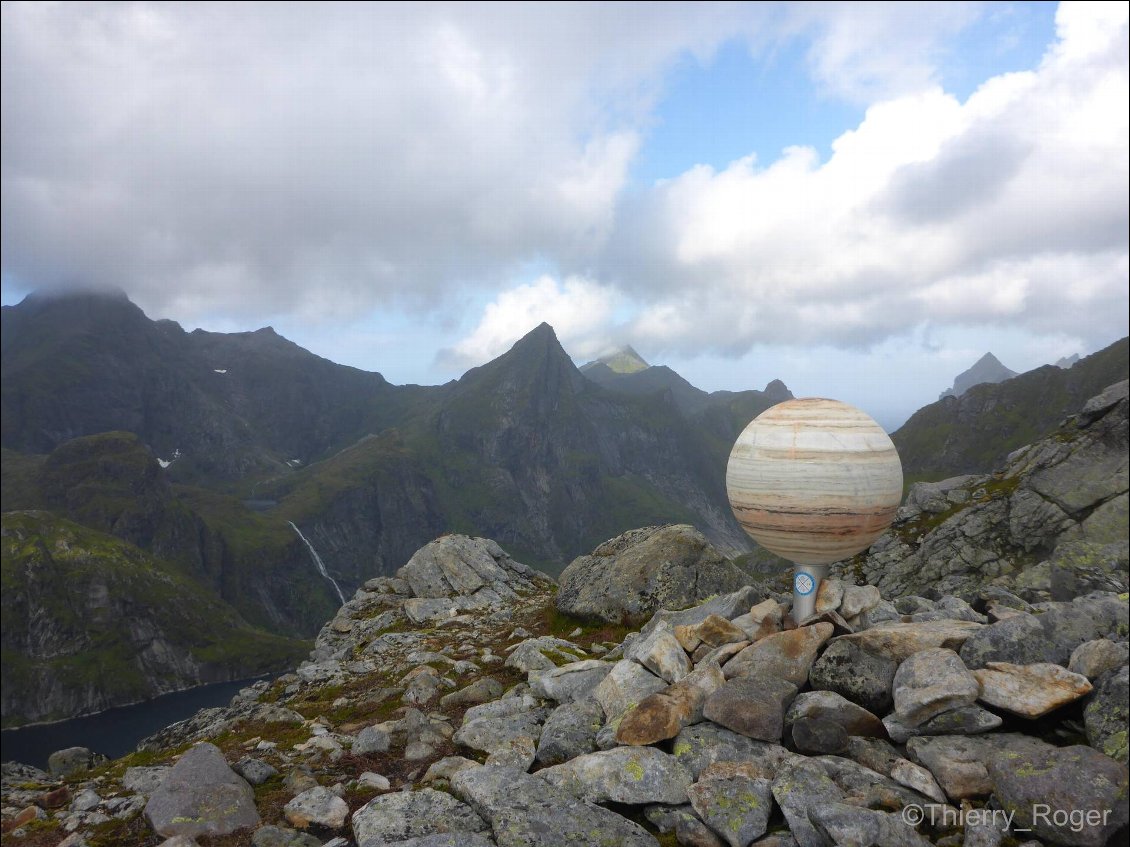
left=794, top=572, right=815, bottom=595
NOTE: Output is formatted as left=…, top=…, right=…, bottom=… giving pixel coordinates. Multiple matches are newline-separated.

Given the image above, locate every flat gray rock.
left=537, top=746, right=692, bottom=805
left=687, top=771, right=773, bottom=847
left=529, top=660, right=611, bottom=703
left=351, top=788, right=489, bottom=847
left=452, top=765, right=658, bottom=847
left=810, top=802, right=932, bottom=847
left=987, top=744, right=1129, bottom=847
left=536, top=699, right=603, bottom=766
left=1085, top=664, right=1129, bottom=764
left=771, top=758, right=844, bottom=847
left=453, top=707, right=550, bottom=754
left=284, top=785, right=349, bottom=830
left=143, top=743, right=259, bottom=838
left=703, top=675, right=798, bottom=742
left=593, top=659, right=668, bottom=722
left=785, top=690, right=884, bottom=738
left=905, top=734, right=1051, bottom=801
left=882, top=704, right=1001, bottom=743
left=672, top=723, right=797, bottom=780
left=892, top=647, right=979, bottom=726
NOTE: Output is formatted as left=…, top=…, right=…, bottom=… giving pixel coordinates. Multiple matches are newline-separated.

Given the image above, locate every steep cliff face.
left=894, top=336, right=1129, bottom=482
left=840, top=380, right=1129, bottom=600
left=0, top=512, right=308, bottom=727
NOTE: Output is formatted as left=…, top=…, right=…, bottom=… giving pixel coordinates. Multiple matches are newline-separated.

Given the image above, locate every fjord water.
left=0, top=677, right=263, bottom=769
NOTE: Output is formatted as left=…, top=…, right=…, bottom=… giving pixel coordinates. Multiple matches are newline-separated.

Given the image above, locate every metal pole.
left=791, top=563, right=829, bottom=623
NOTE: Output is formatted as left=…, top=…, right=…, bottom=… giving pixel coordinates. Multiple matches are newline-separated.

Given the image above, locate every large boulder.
left=397, top=535, right=552, bottom=599
left=143, top=743, right=259, bottom=838
left=555, top=525, right=761, bottom=625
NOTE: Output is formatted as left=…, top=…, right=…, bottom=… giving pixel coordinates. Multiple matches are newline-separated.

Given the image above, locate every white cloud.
left=594, top=1, right=1128, bottom=356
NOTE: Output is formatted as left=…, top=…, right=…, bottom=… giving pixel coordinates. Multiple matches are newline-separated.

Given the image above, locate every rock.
left=703, top=675, right=798, bottom=742
left=452, top=765, right=658, bottom=846
left=593, top=659, right=668, bottom=721
left=731, top=598, right=784, bottom=642
left=843, top=737, right=903, bottom=777
left=536, top=699, right=603, bottom=765
left=47, top=747, right=98, bottom=778
left=284, top=767, right=320, bottom=795
left=250, top=825, right=322, bottom=847
left=1085, top=664, right=1128, bottom=763
left=809, top=802, right=932, bottom=847
left=672, top=722, right=797, bottom=780
left=356, top=772, right=391, bottom=790
left=809, top=639, right=897, bottom=714
left=538, top=746, right=692, bottom=805
left=888, top=759, right=946, bottom=804
left=957, top=613, right=1057, bottom=668
left=71, top=788, right=102, bottom=812
left=351, top=788, right=489, bottom=847
left=882, top=705, right=1002, bottom=743
left=352, top=724, right=391, bottom=755
left=972, top=662, right=1092, bottom=717
left=785, top=690, right=885, bottom=738
left=892, top=648, right=980, bottom=726
left=987, top=744, right=1129, bottom=847
left=771, top=758, right=844, bottom=847
left=530, top=660, right=612, bottom=703
left=723, top=624, right=833, bottom=686
left=421, top=757, right=480, bottom=786
left=617, top=662, right=725, bottom=746
left=441, top=677, right=505, bottom=708
left=814, top=579, right=844, bottom=614
left=233, top=758, right=278, bottom=786
left=386, top=836, right=496, bottom=847
left=687, top=768, right=774, bottom=847
left=484, top=735, right=536, bottom=770
left=555, top=525, right=762, bottom=625
left=284, top=786, right=349, bottom=830
left=835, top=620, right=984, bottom=662
left=505, top=637, right=579, bottom=673
left=1068, top=638, right=1129, bottom=679
left=840, top=585, right=882, bottom=619
left=791, top=718, right=848, bottom=755
left=398, top=534, right=545, bottom=598
left=143, top=743, right=259, bottom=838
left=691, top=614, right=749, bottom=648
left=453, top=705, right=549, bottom=754
left=642, top=587, right=766, bottom=638
left=677, top=817, right=727, bottom=847
left=36, top=785, right=70, bottom=808
left=626, top=622, right=693, bottom=683
left=694, top=640, right=749, bottom=668
left=905, top=734, right=1051, bottom=801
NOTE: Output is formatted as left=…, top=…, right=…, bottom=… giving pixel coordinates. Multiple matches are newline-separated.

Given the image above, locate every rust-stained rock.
left=973, top=662, right=1093, bottom=718
left=723, top=622, right=833, bottom=686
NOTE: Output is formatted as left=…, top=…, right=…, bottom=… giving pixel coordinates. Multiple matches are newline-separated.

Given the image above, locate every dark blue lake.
left=1, top=677, right=265, bottom=770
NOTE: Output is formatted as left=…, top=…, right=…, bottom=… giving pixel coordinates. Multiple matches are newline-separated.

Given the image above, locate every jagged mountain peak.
left=940, top=351, right=1019, bottom=399
left=581, top=345, right=650, bottom=375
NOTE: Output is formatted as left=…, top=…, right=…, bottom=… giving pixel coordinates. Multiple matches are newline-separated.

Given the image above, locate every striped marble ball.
left=726, top=398, right=903, bottom=565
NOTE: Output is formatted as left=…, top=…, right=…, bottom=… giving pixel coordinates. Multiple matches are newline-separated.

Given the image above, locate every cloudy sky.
left=3, top=1, right=1127, bottom=429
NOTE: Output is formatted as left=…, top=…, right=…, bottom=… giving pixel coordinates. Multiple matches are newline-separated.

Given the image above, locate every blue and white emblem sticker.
left=794, top=571, right=816, bottom=596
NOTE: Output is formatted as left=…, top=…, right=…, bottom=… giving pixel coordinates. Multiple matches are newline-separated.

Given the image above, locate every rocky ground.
left=1, top=384, right=1127, bottom=847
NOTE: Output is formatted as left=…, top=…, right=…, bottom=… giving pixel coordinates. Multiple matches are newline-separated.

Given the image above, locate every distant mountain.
left=1056, top=353, right=1081, bottom=369
left=894, top=336, right=1129, bottom=483
left=580, top=345, right=649, bottom=374
left=938, top=352, right=1018, bottom=399
left=1, top=291, right=802, bottom=723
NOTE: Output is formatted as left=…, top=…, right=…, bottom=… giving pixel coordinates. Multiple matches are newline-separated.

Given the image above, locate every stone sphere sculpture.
left=726, top=398, right=903, bottom=619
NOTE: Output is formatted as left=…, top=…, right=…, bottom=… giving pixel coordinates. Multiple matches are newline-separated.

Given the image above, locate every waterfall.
left=287, top=522, right=347, bottom=606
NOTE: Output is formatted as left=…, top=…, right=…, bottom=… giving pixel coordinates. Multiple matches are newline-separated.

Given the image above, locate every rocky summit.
left=1, top=384, right=1127, bottom=847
